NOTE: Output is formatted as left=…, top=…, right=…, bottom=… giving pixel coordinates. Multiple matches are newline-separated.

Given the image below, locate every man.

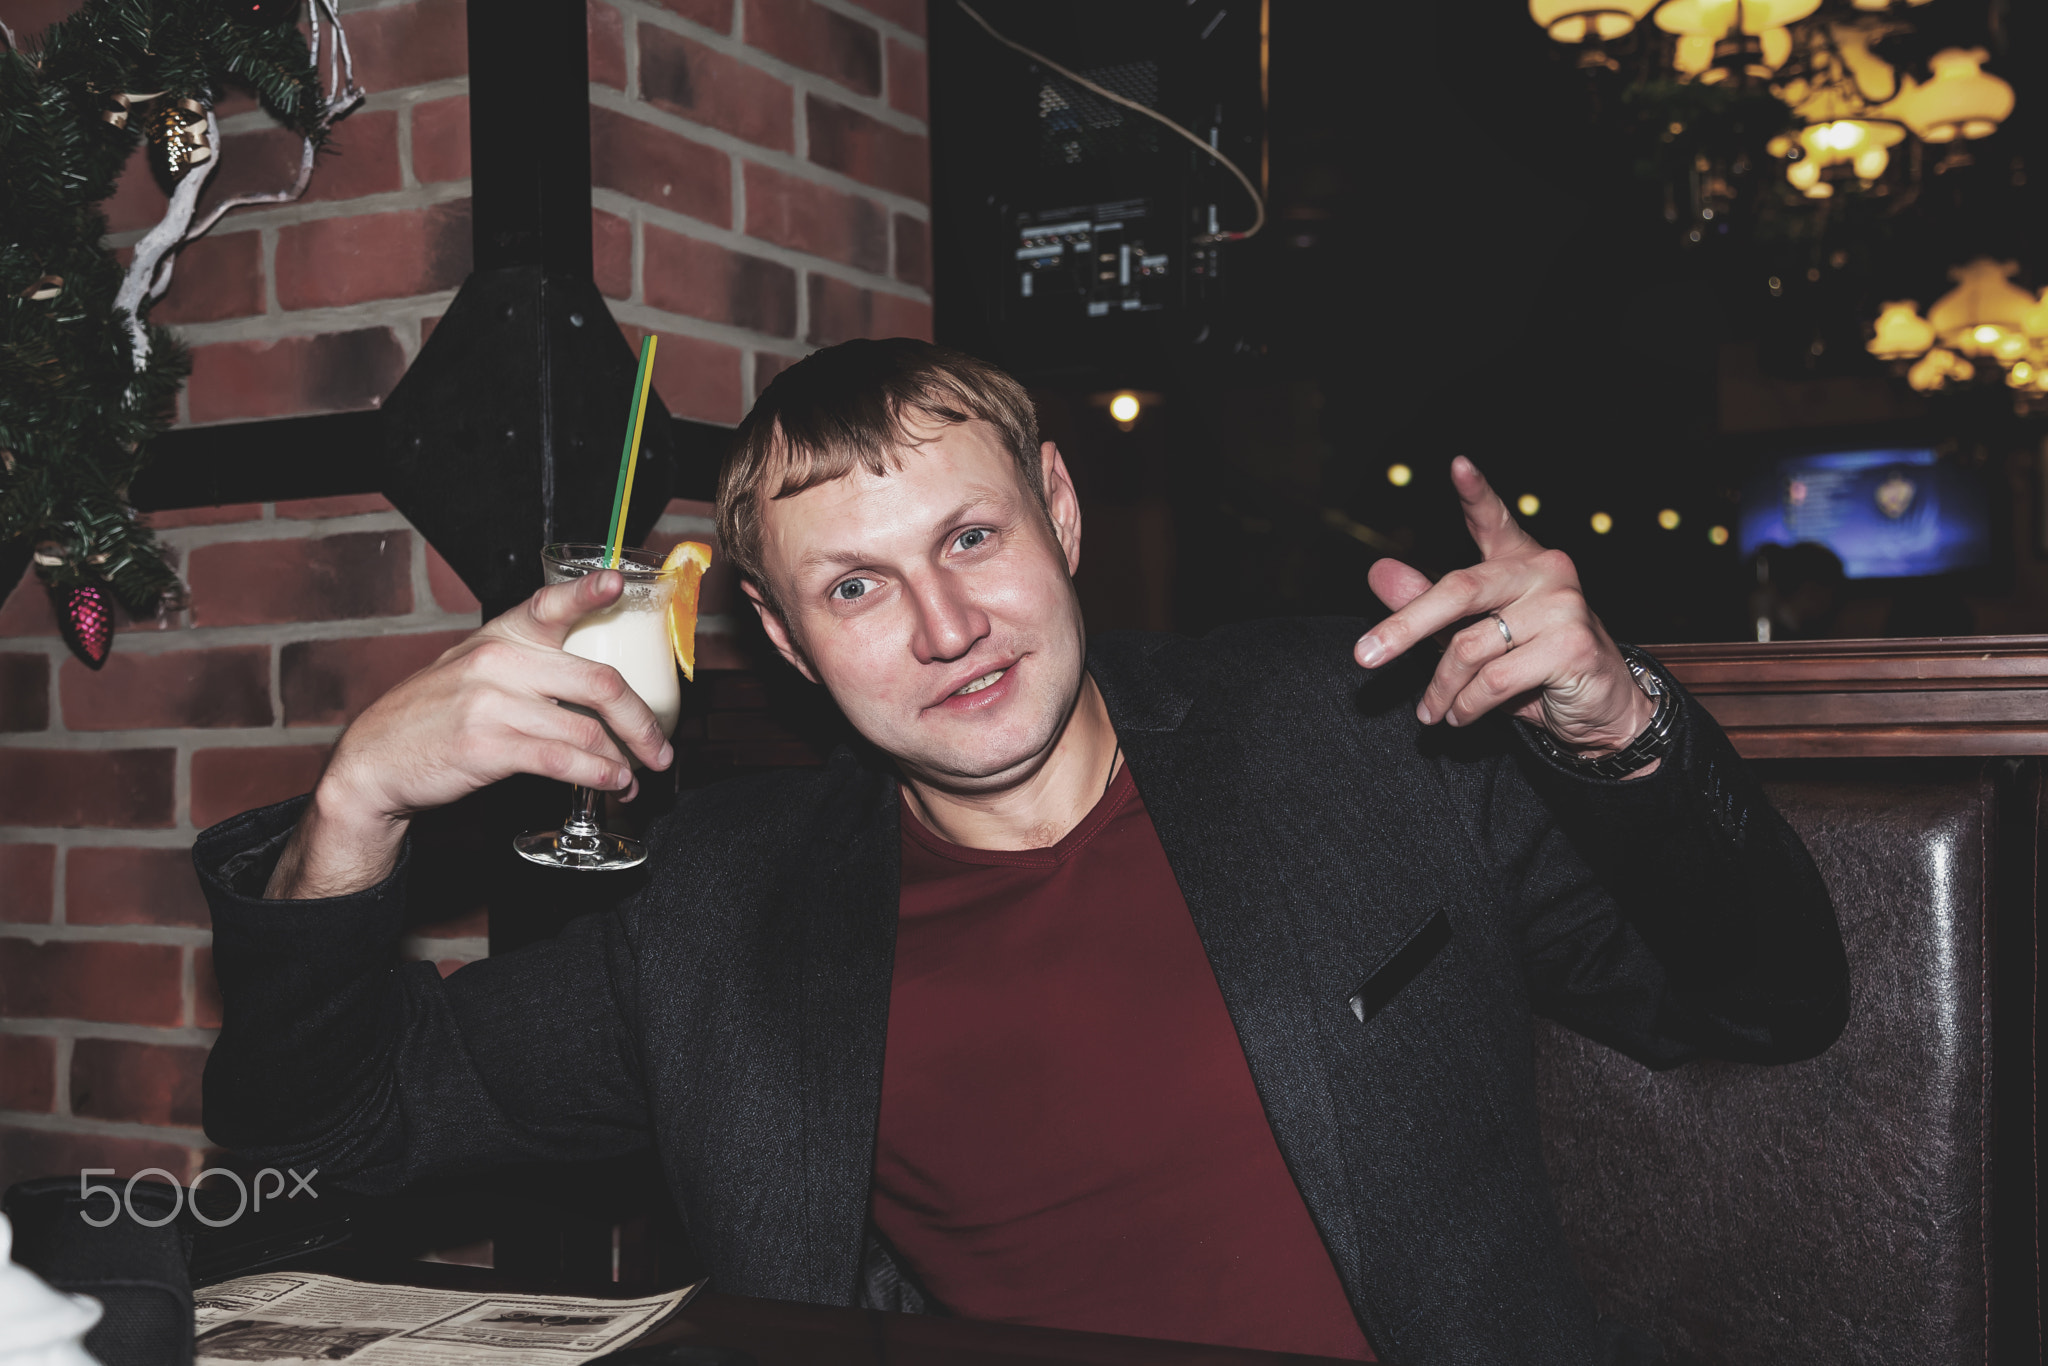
left=200, top=340, right=1848, bottom=1364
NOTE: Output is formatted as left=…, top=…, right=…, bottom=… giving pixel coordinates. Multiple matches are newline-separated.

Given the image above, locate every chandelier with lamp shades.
left=1867, top=260, right=2048, bottom=407
left=1527, top=0, right=2015, bottom=204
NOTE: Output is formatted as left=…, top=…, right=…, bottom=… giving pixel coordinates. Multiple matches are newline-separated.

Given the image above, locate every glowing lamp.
left=1853, top=145, right=1889, bottom=180
left=1899, top=48, right=2013, bottom=143
left=1387, top=463, right=1414, bottom=488
left=1867, top=302, right=1934, bottom=361
left=1927, top=258, right=2036, bottom=357
left=1657, top=509, right=1681, bottom=530
left=1707, top=525, right=1731, bottom=546
left=1108, top=392, right=1140, bottom=424
left=1905, top=348, right=1971, bottom=393
left=1655, top=0, right=1818, bottom=38
left=1517, top=493, right=1541, bottom=517
left=1590, top=511, right=1613, bottom=534
left=1529, top=0, right=1659, bottom=44
left=2023, top=290, right=2048, bottom=342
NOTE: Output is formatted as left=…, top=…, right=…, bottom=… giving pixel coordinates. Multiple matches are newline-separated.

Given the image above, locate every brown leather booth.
left=1536, top=639, right=2043, bottom=1366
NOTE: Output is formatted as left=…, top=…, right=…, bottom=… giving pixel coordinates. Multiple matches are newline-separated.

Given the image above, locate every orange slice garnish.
left=661, top=540, right=712, bottom=681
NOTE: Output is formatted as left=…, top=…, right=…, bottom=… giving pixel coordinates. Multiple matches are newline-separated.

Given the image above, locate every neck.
left=899, top=672, right=1121, bottom=851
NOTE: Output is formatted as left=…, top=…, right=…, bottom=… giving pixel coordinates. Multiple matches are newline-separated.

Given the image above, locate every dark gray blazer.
left=198, top=618, right=1848, bottom=1365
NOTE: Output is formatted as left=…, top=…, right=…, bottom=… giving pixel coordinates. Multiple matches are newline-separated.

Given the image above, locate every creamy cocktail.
left=561, top=562, right=682, bottom=738
left=515, top=543, right=681, bottom=872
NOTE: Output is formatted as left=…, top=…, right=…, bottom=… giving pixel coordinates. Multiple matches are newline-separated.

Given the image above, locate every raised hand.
left=264, top=571, right=674, bottom=898
left=1352, top=457, right=1657, bottom=770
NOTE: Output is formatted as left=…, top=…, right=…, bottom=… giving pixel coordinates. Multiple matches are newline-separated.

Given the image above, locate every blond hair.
left=715, top=339, right=1044, bottom=611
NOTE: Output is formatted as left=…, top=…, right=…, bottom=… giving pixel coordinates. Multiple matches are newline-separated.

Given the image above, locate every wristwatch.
left=1523, top=645, right=1677, bottom=779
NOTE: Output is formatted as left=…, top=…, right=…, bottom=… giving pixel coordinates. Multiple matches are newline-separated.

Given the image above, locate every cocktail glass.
left=514, top=543, right=681, bottom=871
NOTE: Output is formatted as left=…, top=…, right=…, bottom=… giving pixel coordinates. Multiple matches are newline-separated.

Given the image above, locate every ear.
left=741, top=579, right=820, bottom=684
left=1040, top=441, right=1082, bottom=576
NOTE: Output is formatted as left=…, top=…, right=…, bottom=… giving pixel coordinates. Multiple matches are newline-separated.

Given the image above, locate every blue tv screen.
left=1738, top=448, right=1991, bottom=579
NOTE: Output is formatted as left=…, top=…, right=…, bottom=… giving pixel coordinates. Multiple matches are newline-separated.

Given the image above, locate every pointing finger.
left=1452, top=456, right=1538, bottom=562
left=1366, top=558, right=1434, bottom=613
left=1355, top=560, right=1513, bottom=670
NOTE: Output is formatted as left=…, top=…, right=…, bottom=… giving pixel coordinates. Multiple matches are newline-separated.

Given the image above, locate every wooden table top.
left=270, top=1253, right=1357, bottom=1365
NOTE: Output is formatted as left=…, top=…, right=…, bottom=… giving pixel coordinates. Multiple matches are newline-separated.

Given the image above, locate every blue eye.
left=833, top=579, right=867, bottom=601
left=956, top=528, right=989, bottom=551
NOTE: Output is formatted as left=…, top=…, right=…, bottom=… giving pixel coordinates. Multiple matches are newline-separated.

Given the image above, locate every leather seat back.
left=1534, top=766, right=1996, bottom=1366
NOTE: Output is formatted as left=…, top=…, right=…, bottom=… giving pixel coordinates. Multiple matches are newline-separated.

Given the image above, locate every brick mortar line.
left=618, top=0, right=927, bottom=129
left=166, top=295, right=454, bottom=348
left=174, top=743, right=193, bottom=831
left=2, top=924, right=214, bottom=947
left=623, top=1, right=642, bottom=103
left=105, top=179, right=474, bottom=250
left=158, top=510, right=416, bottom=545
left=0, top=610, right=701, bottom=659
left=603, top=190, right=930, bottom=301
left=0, top=828, right=199, bottom=849
left=397, top=100, right=419, bottom=190
left=1, top=1020, right=218, bottom=1046
left=588, top=89, right=929, bottom=218
left=607, top=299, right=815, bottom=363
left=0, top=610, right=478, bottom=652
left=54, top=1035, right=73, bottom=1118
left=0, top=1109, right=210, bottom=1148
left=261, top=226, right=281, bottom=317
left=0, top=725, right=344, bottom=751
left=808, top=0, right=928, bottom=50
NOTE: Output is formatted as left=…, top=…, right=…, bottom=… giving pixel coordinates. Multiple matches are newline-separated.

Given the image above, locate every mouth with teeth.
left=954, top=668, right=1006, bottom=696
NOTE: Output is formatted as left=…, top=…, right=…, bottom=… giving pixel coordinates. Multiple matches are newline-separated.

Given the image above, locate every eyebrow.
left=791, top=490, right=1012, bottom=579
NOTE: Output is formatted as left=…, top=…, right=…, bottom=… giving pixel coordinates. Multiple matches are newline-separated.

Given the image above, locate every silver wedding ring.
left=1490, top=611, right=1514, bottom=651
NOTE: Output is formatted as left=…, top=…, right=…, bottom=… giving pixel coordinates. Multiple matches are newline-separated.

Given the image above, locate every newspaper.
left=191, top=1270, right=700, bottom=1365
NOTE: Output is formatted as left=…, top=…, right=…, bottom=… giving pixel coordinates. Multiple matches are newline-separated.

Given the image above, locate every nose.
left=905, top=566, right=988, bottom=665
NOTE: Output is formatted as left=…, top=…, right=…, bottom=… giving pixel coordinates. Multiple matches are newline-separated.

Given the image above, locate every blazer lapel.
left=1089, top=638, right=1371, bottom=1309
left=793, top=752, right=901, bottom=1305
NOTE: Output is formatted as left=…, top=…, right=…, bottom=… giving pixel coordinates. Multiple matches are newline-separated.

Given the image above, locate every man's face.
left=748, top=418, right=1086, bottom=791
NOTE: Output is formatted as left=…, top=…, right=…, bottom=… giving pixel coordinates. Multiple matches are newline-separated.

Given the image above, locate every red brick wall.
left=0, top=499, right=486, bottom=1184
left=0, top=0, right=929, bottom=1186
left=590, top=0, right=934, bottom=418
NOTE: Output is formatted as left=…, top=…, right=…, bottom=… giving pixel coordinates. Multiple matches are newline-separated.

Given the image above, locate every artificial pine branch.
left=0, top=0, right=329, bottom=619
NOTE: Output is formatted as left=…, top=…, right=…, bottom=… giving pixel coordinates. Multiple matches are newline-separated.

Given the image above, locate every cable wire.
left=954, top=1, right=1266, bottom=243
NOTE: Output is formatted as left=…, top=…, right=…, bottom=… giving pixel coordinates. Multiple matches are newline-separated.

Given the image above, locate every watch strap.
left=1523, top=646, right=1677, bottom=779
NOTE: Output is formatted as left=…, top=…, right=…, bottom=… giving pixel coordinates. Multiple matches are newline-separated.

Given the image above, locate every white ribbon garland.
left=116, top=0, right=365, bottom=384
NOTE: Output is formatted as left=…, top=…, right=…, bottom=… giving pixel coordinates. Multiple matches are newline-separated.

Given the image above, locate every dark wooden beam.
left=132, top=414, right=727, bottom=513
left=1658, top=635, right=2048, bottom=757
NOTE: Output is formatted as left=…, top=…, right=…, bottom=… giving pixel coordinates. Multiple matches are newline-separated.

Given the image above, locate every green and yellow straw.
left=603, top=334, right=659, bottom=568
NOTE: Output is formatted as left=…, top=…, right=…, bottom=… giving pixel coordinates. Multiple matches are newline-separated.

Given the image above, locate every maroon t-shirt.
left=873, top=766, right=1375, bottom=1360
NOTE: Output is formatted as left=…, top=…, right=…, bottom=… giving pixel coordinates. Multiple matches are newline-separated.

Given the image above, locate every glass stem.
left=564, top=785, right=604, bottom=836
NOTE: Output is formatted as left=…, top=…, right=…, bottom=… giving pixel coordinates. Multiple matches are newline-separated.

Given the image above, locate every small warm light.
left=1867, top=301, right=1934, bottom=361
left=1529, top=0, right=1659, bottom=43
left=1387, top=463, right=1414, bottom=488
left=1853, top=145, right=1889, bottom=180
left=1517, top=493, right=1541, bottom=517
left=1590, top=511, right=1613, bottom=535
left=1108, top=392, right=1141, bottom=424
left=1898, top=48, right=2014, bottom=144
left=1929, top=259, right=2037, bottom=359
left=1708, top=525, right=1731, bottom=546
left=1657, top=508, right=1681, bottom=530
